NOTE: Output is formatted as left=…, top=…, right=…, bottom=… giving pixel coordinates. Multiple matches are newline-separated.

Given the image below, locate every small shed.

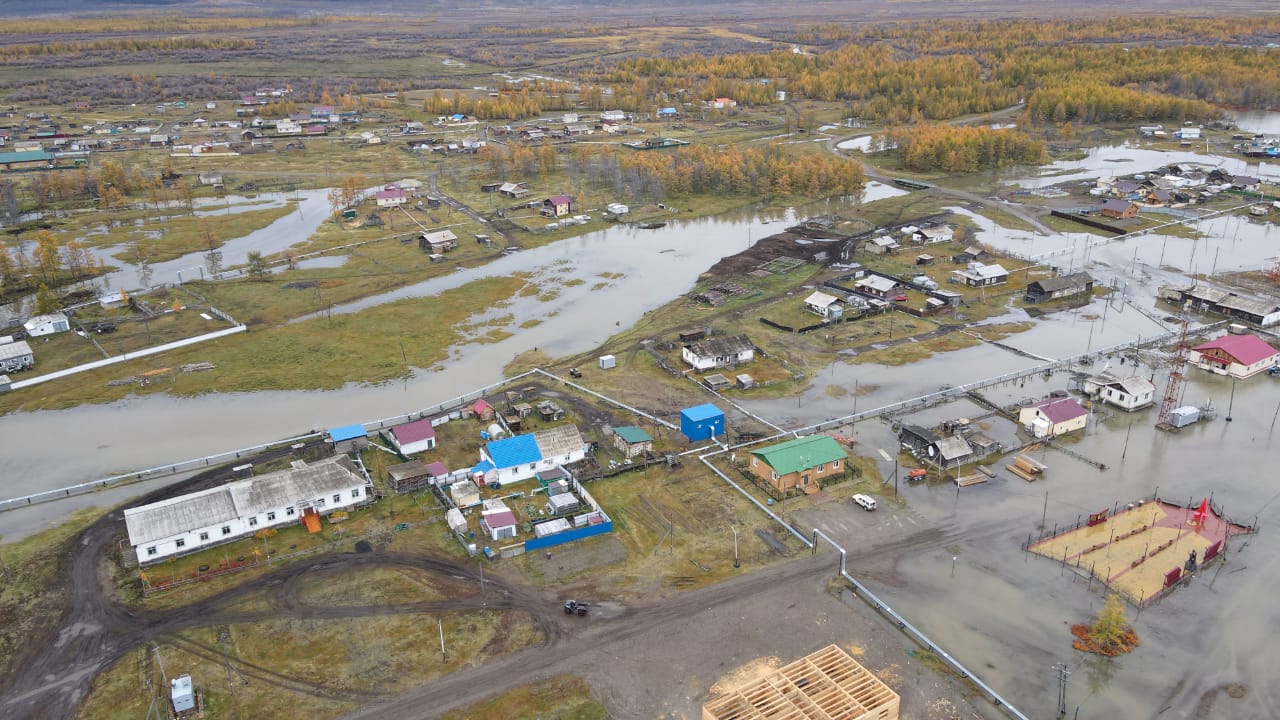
left=481, top=506, right=518, bottom=540
left=546, top=478, right=571, bottom=496
left=534, top=517, right=572, bottom=538
left=445, top=508, right=468, bottom=535
left=327, top=424, right=369, bottom=454
left=537, top=466, right=570, bottom=486
left=680, top=404, right=725, bottom=442
left=612, top=426, right=654, bottom=457
left=546, top=493, right=580, bottom=516
left=451, top=480, right=481, bottom=507
left=171, top=675, right=195, bottom=713
left=703, top=373, right=731, bottom=391
left=736, top=373, right=755, bottom=389
left=599, top=354, right=617, bottom=369
left=387, top=460, right=432, bottom=494
left=472, top=399, right=495, bottom=421
left=389, top=418, right=437, bottom=455
left=425, top=461, right=450, bottom=483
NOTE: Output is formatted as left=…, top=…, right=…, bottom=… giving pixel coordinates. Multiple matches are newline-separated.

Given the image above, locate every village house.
left=474, top=424, right=587, bottom=486
left=1159, top=282, right=1280, bottom=327
left=804, top=290, right=844, bottom=318
left=542, top=194, right=574, bottom=217
left=1188, top=334, right=1279, bottom=379
left=499, top=181, right=530, bottom=199
left=681, top=334, right=755, bottom=370
left=1081, top=372, right=1157, bottom=411
left=375, top=186, right=407, bottom=207
left=911, top=226, right=953, bottom=245
left=1024, top=272, right=1095, bottom=303
left=951, top=246, right=986, bottom=264
left=123, top=456, right=373, bottom=565
left=854, top=274, right=898, bottom=299
left=0, top=339, right=34, bottom=373
left=1019, top=396, right=1089, bottom=438
left=23, top=312, right=70, bottom=336
left=388, top=418, right=437, bottom=455
left=951, top=263, right=1008, bottom=288
left=748, top=435, right=848, bottom=495
left=611, top=426, right=653, bottom=458
left=1101, top=199, right=1139, bottom=219
left=866, top=235, right=900, bottom=254
left=705, top=97, right=738, bottom=109
left=419, top=230, right=458, bottom=253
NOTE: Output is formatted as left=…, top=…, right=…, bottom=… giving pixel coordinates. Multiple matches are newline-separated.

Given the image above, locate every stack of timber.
left=955, top=473, right=989, bottom=487
left=1007, top=454, right=1048, bottom=482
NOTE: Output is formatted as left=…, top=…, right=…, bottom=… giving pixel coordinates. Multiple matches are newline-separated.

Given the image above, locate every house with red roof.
left=375, top=186, right=407, bottom=207
left=1189, top=334, right=1279, bottom=379
left=541, top=194, right=574, bottom=218
left=471, top=398, right=495, bottom=421
left=1018, top=395, right=1089, bottom=438
left=388, top=418, right=438, bottom=455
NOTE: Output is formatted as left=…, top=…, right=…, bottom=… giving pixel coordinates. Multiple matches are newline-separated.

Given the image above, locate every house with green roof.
left=748, top=435, right=848, bottom=495
left=611, top=426, right=654, bottom=458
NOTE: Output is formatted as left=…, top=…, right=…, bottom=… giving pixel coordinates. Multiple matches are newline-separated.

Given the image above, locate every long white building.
left=124, top=456, right=372, bottom=565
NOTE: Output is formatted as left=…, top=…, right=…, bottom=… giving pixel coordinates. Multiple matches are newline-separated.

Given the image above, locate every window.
left=267, top=511, right=276, bottom=521
left=286, top=507, right=295, bottom=516
left=146, top=546, right=157, bottom=556
left=351, top=488, right=361, bottom=498
left=833, top=460, right=841, bottom=469
left=333, top=494, right=341, bottom=503
left=317, top=498, right=326, bottom=508
left=771, top=471, right=779, bottom=481
left=816, top=463, right=825, bottom=472
left=175, top=539, right=186, bottom=549
left=199, top=532, right=209, bottom=541
left=248, top=517, right=258, bottom=527
left=528, top=463, right=536, bottom=471
left=221, top=526, right=232, bottom=536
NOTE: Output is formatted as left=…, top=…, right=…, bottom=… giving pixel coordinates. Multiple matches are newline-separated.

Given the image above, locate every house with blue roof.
left=476, top=425, right=587, bottom=486
left=327, top=423, right=369, bottom=454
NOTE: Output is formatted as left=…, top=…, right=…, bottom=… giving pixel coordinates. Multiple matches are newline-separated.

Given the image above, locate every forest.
left=880, top=125, right=1047, bottom=173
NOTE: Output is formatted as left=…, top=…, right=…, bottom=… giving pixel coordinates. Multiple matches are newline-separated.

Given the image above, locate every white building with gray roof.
left=124, top=456, right=372, bottom=565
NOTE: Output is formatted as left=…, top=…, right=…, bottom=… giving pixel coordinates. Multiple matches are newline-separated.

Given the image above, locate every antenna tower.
left=1155, top=319, right=1191, bottom=431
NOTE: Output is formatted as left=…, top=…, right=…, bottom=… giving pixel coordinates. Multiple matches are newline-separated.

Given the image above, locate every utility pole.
left=1053, top=662, right=1071, bottom=717
left=731, top=525, right=740, bottom=568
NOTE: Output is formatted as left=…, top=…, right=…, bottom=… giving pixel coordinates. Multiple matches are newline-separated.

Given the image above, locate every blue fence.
left=524, top=521, right=614, bottom=551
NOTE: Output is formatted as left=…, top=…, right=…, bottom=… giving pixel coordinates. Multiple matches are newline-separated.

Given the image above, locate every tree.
left=131, top=239, right=154, bottom=288
left=246, top=251, right=269, bottom=280
left=200, top=220, right=222, bottom=277
left=1071, top=593, right=1139, bottom=656
left=34, top=283, right=58, bottom=315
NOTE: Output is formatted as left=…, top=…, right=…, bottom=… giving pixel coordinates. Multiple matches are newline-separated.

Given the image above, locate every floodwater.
left=0, top=190, right=905, bottom=531
left=1228, top=109, right=1280, bottom=135
left=821, top=368, right=1280, bottom=719
left=1, top=140, right=1278, bottom=718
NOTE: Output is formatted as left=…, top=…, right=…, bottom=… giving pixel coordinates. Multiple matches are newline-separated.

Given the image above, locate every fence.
left=699, top=453, right=1032, bottom=720
left=524, top=521, right=614, bottom=551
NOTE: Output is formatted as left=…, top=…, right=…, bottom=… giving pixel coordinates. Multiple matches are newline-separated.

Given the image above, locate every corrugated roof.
left=328, top=424, right=367, bottom=442
left=1034, top=397, right=1088, bottom=424
left=533, top=424, right=584, bottom=459
left=425, top=461, right=449, bottom=477
left=805, top=291, right=841, bottom=308
left=485, top=434, right=542, bottom=469
left=0, top=340, right=33, bottom=361
left=681, top=404, right=723, bottom=422
left=613, top=426, right=653, bottom=444
left=387, top=460, right=429, bottom=481
left=934, top=436, right=973, bottom=461
left=1032, top=272, right=1094, bottom=294
left=123, top=457, right=364, bottom=547
left=1193, top=334, right=1278, bottom=366
left=750, top=435, right=848, bottom=476
left=1102, top=199, right=1135, bottom=212
left=390, top=418, right=436, bottom=446
left=685, top=334, right=753, bottom=358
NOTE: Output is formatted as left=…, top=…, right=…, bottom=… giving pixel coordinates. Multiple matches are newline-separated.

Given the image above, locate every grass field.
left=440, top=675, right=607, bottom=720
left=75, top=609, right=540, bottom=720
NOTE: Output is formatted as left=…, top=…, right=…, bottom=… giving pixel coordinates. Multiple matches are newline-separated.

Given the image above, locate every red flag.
left=1193, top=497, right=1209, bottom=526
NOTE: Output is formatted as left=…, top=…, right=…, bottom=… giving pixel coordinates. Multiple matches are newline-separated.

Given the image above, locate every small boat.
left=638, top=222, right=666, bottom=229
